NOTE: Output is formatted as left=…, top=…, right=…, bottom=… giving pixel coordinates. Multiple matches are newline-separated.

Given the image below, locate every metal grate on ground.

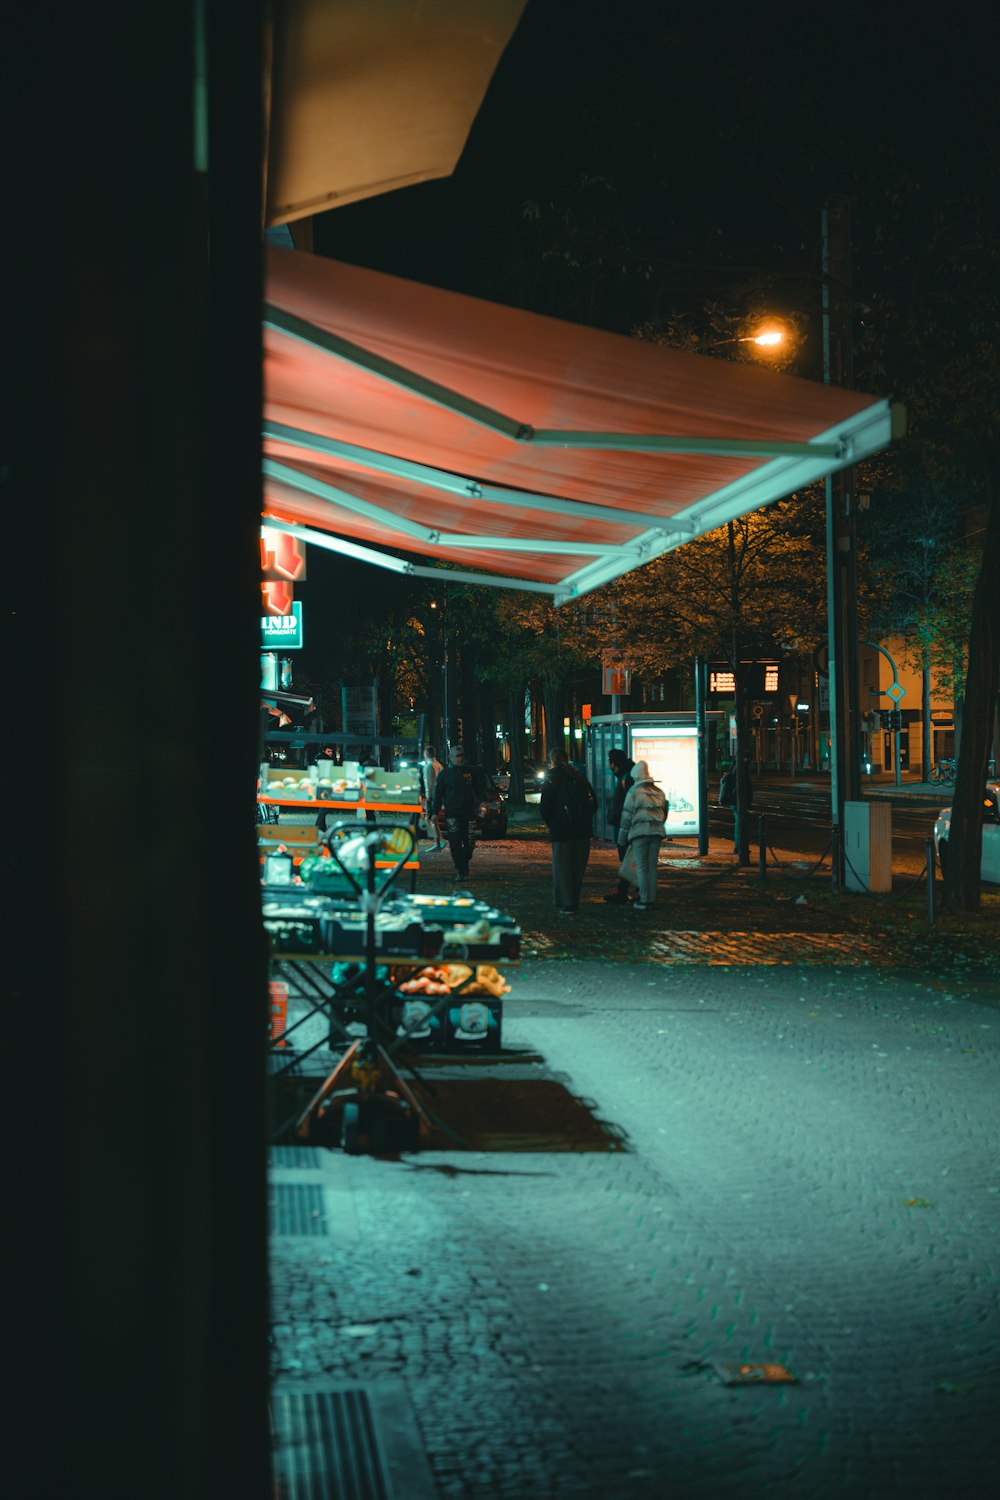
left=270, top=1146, right=323, bottom=1169
left=272, top=1389, right=391, bottom=1500
left=270, top=1182, right=328, bottom=1236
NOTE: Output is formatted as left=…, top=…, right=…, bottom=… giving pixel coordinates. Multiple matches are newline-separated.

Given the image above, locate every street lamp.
left=746, top=327, right=784, bottom=347
left=710, top=323, right=789, bottom=355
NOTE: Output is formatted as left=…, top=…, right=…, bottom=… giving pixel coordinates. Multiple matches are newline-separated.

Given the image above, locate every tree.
left=855, top=164, right=1000, bottom=910
left=860, top=481, right=970, bottom=781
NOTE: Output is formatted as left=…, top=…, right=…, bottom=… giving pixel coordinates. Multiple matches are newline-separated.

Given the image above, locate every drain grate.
left=272, top=1388, right=391, bottom=1499
left=270, top=1146, right=323, bottom=1169
left=270, top=1182, right=328, bottom=1235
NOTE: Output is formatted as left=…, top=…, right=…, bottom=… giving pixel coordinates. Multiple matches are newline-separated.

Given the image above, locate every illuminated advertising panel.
left=260, top=602, right=303, bottom=649
left=630, top=728, right=699, bottom=838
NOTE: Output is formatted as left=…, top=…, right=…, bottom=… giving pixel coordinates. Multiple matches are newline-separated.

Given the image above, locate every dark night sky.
left=290, top=5, right=995, bottom=682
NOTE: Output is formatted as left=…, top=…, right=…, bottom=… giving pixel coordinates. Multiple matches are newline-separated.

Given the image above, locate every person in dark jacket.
left=603, top=748, right=635, bottom=903
left=720, top=753, right=754, bottom=854
left=430, top=744, right=487, bottom=881
left=540, top=748, right=598, bottom=915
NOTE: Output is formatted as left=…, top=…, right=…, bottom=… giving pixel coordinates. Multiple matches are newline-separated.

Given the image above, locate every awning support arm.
left=264, top=458, right=437, bottom=542
left=263, top=422, right=691, bottom=531
left=261, top=517, right=563, bottom=593
left=265, top=460, right=646, bottom=555
left=263, top=306, right=530, bottom=440
left=263, top=311, right=845, bottom=460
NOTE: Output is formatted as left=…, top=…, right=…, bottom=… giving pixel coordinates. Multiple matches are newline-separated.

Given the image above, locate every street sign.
left=260, top=526, right=307, bottom=582
left=886, top=681, right=906, bottom=702
left=261, top=602, right=303, bottom=649
left=708, top=662, right=779, bottom=696
left=603, top=666, right=631, bottom=695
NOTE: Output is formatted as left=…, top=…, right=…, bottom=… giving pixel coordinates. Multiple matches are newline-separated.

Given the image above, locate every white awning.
left=265, top=0, right=527, bottom=224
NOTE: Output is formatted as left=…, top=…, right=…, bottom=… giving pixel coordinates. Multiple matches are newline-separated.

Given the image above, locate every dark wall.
left=7, top=3, right=271, bottom=1495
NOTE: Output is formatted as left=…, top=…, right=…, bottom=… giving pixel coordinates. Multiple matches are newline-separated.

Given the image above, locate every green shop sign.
left=260, top=602, right=303, bottom=649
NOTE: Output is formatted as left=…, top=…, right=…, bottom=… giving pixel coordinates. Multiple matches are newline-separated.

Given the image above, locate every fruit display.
left=396, top=963, right=510, bottom=998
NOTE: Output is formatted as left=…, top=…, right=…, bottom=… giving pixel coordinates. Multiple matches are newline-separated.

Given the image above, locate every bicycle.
left=930, top=758, right=956, bottom=785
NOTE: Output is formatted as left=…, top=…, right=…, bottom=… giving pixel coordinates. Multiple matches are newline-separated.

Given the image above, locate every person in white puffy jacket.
left=617, top=760, right=668, bottom=911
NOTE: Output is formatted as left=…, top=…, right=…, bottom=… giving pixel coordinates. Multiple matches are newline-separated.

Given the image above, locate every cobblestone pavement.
left=436, top=833, right=1000, bottom=974
left=270, top=949, right=1000, bottom=1497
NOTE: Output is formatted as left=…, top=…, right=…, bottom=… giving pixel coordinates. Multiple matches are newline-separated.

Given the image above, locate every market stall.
left=257, top=759, right=424, bottom=878
left=262, top=821, right=520, bottom=1154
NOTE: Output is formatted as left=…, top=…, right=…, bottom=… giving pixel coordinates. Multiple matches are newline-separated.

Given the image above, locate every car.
left=495, top=761, right=546, bottom=793
left=933, top=782, right=1000, bottom=883
left=475, top=773, right=509, bottom=839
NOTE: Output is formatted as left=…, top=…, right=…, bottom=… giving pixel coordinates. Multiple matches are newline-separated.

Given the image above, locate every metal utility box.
left=843, top=800, right=892, bottom=894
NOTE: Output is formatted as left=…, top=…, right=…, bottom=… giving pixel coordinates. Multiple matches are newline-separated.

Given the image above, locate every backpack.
left=553, top=770, right=594, bottom=836
left=718, top=768, right=736, bottom=808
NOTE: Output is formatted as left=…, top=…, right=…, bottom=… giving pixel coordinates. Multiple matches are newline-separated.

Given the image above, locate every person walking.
left=617, top=760, right=668, bottom=911
left=603, top=748, right=635, bottom=903
left=540, top=748, right=598, bottom=915
left=419, top=743, right=445, bottom=849
left=430, top=744, right=486, bottom=882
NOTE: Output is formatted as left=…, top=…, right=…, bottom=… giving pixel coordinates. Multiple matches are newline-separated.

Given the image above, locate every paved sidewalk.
left=270, top=952, right=1000, bottom=1497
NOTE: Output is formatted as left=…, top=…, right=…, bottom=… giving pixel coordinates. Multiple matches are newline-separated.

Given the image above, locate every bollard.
left=926, top=837, right=936, bottom=925
left=758, top=814, right=766, bottom=882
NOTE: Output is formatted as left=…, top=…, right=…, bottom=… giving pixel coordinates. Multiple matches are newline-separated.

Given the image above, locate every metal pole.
left=925, top=837, right=936, bottom=924
left=695, top=656, right=708, bottom=855
left=841, top=478, right=862, bottom=803
left=442, top=591, right=449, bottom=747
left=894, top=729, right=902, bottom=788
left=758, top=814, right=766, bottom=882
left=822, top=204, right=842, bottom=892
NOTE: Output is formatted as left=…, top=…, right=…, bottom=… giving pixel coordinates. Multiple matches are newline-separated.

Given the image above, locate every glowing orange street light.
left=711, top=323, right=788, bottom=354
left=746, top=327, right=784, bottom=347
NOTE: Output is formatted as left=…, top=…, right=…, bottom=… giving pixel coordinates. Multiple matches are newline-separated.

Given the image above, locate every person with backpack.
left=617, top=760, right=668, bottom=911
left=430, top=744, right=487, bottom=882
left=540, top=747, right=598, bottom=915
left=603, top=748, right=635, bottom=903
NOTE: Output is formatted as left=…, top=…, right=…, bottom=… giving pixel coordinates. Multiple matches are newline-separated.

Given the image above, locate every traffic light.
left=889, top=709, right=902, bottom=732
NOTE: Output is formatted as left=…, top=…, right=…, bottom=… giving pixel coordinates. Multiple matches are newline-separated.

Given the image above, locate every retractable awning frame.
left=262, top=249, right=903, bottom=604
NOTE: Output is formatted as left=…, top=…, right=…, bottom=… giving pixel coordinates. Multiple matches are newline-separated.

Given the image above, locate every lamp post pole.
left=823, top=196, right=863, bottom=892
left=442, top=588, right=450, bottom=749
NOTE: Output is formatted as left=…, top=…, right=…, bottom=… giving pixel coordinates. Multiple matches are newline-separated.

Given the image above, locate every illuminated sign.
left=708, top=663, right=779, bottom=696
left=261, top=602, right=303, bottom=649
left=260, top=527, right=307, bottom=582
left=630, top=728, right=700, bottom=838
left=262, top=579, right=295, bottom=616
left=603, top=666, right=631, bottom=695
